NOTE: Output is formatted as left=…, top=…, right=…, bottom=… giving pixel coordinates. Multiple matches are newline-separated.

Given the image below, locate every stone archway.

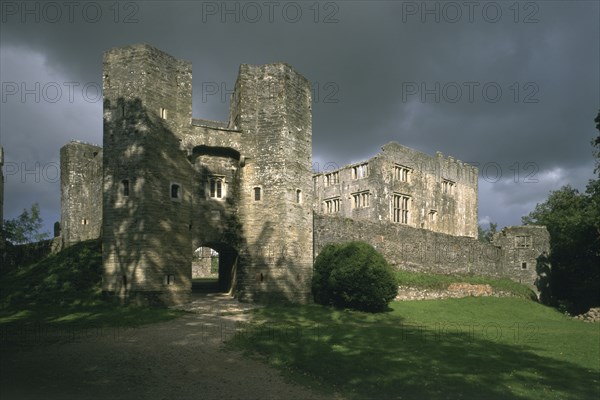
left=192, top=242, right=238, bottom=294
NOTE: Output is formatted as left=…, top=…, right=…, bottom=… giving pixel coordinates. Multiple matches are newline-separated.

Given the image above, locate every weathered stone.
left=57, top=44, right=551, bottom=305
left=574, top=307, right=600, bottom=322
left=60, top=141, right=102, bottom=246
left=314, top=142, right=478, bottom=237
left=395, top=285, right=514, bottom=301
left=95, top=44, right=312, bottom=304
left=447, top=283, right=493, bottom=296
left=314, top=214, right=550, bottom=289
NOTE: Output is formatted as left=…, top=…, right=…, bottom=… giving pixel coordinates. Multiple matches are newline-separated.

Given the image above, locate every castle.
left=56, top=44, right=549, bottom=304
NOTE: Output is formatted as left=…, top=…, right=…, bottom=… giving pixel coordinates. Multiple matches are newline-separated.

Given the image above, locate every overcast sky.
left=1, top=0, right=598, bottom=235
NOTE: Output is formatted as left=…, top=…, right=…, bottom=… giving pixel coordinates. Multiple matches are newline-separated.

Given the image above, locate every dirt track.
left=0, top=294, right=343, bottom=400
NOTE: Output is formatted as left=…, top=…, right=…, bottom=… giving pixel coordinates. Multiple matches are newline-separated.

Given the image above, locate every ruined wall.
left=491, top=226, right=551, bottom=285
left=192, top=247, right=217, bottom=278
left=314, top=142, right=478, bottom=238
left=314, top=214, right=548, bottom=287
left=60, top=141, right=103, bottom=246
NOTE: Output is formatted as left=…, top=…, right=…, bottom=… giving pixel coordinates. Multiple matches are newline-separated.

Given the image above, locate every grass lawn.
left=228, top=297, right=600, bottom=400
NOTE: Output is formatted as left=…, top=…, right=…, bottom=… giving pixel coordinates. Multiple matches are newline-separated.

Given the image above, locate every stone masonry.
left=60, top=141, right=103, bottom=246
left=313, top=142, right=478, bottom=237
left=99, top=44, right=313, bottom=304
left=58, top=44, right=551, bottom=304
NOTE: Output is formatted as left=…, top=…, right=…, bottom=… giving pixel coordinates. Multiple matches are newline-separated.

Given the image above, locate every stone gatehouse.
left=58, top=44, right=550, bottom=304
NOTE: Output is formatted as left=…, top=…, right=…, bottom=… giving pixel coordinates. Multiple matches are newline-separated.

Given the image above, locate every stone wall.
left=314, top=214, right=549, bottom=287
left=395, top=284, right=516, bottom=301
left=192, top=247, right=217, bottom=278
left=60, top=141, right=102, bottom=246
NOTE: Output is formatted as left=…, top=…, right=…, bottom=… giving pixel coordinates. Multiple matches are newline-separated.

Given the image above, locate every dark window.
left=122, top=180, right=130, bottom=196
left=171, top=184, right=180, bottom=199
left=521, top=262, right=528, bottom=269
left=254, top=187, right=261, bottom=201
left=296, top=189, right=302, bottom=204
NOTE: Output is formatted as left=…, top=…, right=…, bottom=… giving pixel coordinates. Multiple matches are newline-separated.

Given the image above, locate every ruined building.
left=58, top=44, right=549, bottom=304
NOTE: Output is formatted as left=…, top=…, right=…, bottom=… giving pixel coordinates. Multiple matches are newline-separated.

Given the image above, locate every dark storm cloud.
left=0, top=0, right=598, bottom=230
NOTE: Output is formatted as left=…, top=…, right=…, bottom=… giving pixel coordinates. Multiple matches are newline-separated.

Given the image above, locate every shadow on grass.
left=0, top=238, right=184, bottom=331
left=229, top=304, right=599, bottom=400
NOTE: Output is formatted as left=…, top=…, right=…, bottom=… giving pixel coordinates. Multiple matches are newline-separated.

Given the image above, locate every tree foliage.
left=3, top=203, right=49, bottom=245
left=522, top=111, right=600, bottom=313
left=478, top=222, right=498, bottom=243
left=312, top=241, right=398, bottom=312
left=594, top=110, right=600, bottom=175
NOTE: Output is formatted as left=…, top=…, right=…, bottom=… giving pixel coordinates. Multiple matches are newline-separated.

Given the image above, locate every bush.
left=312, top=241, right=398, bottom=312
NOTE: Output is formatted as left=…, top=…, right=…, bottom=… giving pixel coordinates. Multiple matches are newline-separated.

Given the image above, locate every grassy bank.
left=228, top=298, right=599, bottom=400
left=0, top=239, right=183, bottom=327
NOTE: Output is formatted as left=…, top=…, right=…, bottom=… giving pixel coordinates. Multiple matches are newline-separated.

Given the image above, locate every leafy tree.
left=478, top=222, right=497, bottom=243
left=594, top=110, right=600, bottom=175
left=3, top=203, right=50, bottom=245
left=522, top=111, right=600, bottom=313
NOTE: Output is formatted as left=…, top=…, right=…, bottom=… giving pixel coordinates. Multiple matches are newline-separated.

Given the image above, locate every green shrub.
left=312, top=241, right=398, bottom=312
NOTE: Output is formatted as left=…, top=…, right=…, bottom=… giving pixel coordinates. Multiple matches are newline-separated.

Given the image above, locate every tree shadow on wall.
left=103, top=97, right=312, bottom=305
left=103, top=97, right=201, bottom=306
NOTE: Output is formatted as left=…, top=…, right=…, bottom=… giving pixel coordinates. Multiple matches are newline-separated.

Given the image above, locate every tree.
left=594, top=110, right=600, bottom=175
left=478, top=222, right=497, bottom=243
left=521, top=111, right=600, bottom=313
left=2, top=203, right=50, bottom=245
left=522, top=185, right=599, bottom=313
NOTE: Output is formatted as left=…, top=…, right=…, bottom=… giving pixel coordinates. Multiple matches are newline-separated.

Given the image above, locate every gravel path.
left=1, top=294, right=344, bottom=400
